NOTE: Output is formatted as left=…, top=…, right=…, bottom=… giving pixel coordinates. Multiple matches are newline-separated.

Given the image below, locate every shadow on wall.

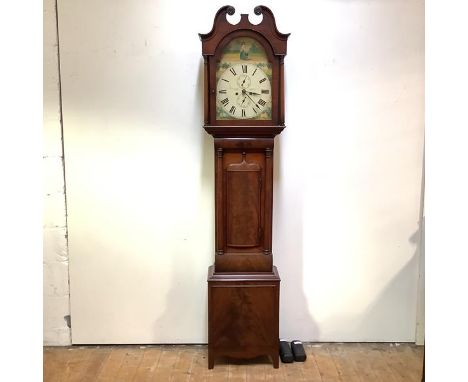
left=273, top=134, right=422, bottom=342
left=354, top=226, right=423, bottom=341
left=316, top=225, right=422, bottom=342
left=153, top=58, right=213, bottom=343
left=355, top=251, right=419, bottom=341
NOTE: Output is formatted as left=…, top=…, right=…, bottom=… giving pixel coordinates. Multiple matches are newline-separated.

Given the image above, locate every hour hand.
left=242, top=89, right=257, bottom=104
left=248, top=91, right=261, bottom=95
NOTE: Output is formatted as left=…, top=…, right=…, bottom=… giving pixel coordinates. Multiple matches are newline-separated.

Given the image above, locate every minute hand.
left=243, top=90, right=258, bottom=105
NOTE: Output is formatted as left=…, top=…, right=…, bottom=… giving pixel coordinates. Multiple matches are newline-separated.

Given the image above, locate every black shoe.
left=291, top=340, right=307, bottom=362
left=279, top=339, right=294, bottom=363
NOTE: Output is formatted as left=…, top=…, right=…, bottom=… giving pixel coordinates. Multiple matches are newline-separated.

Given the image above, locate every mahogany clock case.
left=200, top=5, right=289, bottom=369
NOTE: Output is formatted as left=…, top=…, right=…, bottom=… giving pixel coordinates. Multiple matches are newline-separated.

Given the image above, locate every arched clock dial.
left=216, top=63, right=271, bottom=120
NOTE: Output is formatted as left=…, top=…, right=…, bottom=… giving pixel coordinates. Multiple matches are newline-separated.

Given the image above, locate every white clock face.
left=216, top=63, right=272, bottom=120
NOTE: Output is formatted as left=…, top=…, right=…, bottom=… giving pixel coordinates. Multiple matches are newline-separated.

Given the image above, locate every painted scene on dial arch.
left=216, top=37, right=272, bottom=120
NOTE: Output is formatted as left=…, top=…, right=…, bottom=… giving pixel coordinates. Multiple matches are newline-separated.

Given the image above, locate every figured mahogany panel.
left=207, top=266, right=280, bottom=368
left=210, top=286, right=276, bottom=348
left=226, top=158, right=261, bottom=247
left=222, top=151, right=265, bottom=254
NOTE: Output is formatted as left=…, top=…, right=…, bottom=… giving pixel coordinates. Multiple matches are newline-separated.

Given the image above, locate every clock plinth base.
left=207, top=265, right=280, bottom=369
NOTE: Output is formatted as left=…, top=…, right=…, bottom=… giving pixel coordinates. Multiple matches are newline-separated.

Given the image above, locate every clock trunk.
left=214, top=138, right=274, bottom=273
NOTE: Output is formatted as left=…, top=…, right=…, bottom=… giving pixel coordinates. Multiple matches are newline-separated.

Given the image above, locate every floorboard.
left=44, top=343, right=424, bottom=382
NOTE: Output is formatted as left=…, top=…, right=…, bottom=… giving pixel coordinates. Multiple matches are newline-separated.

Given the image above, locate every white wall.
left=273, top=0, right=425, bottom=342
left=43, top=0, right=71, bottom=345
left=50, top=0, right=424, bottom=344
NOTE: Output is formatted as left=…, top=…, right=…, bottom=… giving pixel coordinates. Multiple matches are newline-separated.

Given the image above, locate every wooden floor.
left=44, top=343, right=424, bottom=382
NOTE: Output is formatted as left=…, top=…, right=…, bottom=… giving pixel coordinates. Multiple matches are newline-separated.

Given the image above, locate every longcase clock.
left=199, top=5, right=289, bottom=369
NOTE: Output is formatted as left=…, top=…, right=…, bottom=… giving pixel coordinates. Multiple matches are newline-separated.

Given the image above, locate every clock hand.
left=248, top=91, right=261, bottom=95
left=242, top=89, right=258, bottom=105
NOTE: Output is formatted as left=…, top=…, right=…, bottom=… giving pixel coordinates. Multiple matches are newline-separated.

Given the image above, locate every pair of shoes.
left=279, top=339, right=307, bottom=363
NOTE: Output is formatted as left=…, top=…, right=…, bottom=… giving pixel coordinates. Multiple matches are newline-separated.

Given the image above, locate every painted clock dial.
left=216, top=37, right=272, bottom=120
left=216, top=63, right=271, bottom=120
